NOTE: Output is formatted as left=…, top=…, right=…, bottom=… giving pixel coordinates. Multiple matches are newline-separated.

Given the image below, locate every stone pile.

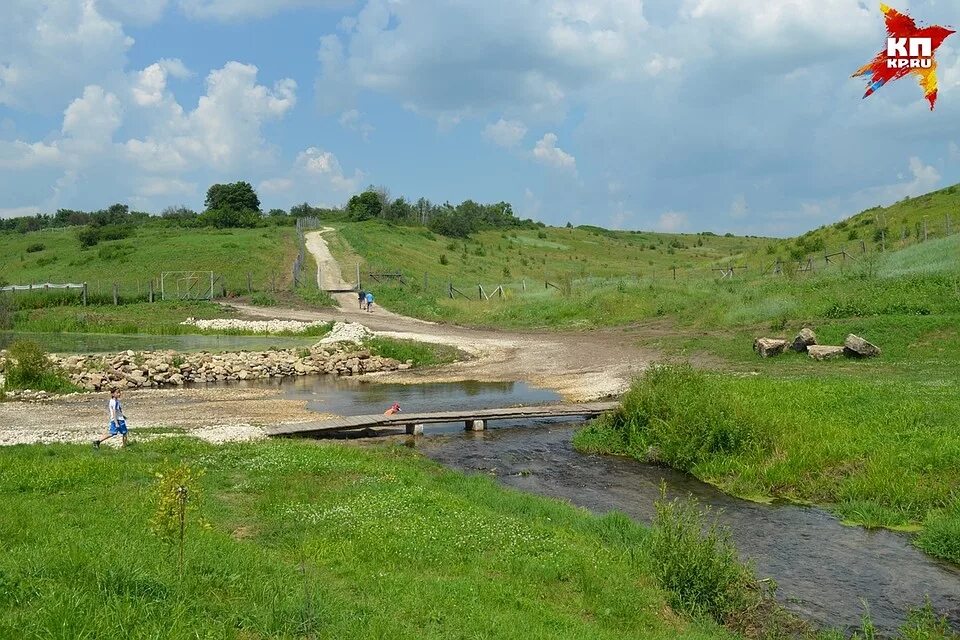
left=43, top=347, right=411, bottom=391
left=754, top=329, right=880, bottom=361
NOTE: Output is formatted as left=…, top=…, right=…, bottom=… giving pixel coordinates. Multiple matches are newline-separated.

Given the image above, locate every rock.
left=808, top=345, right=845, bottom=361
left=754, top=338, right=788, bottom=358
left=844, top=334, right=881, bottom=358
left=397, top=363, right=412, bottom=371
left=791, top=327, right=817, bottom=352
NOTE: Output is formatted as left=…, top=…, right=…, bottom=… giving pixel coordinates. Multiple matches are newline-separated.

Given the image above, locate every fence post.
left=112, top=283, right=119, bottom=306
left=448, top=282, right=453, bottom=299
left=356, top=263, right=361, bottom=290
left=880, top=228, right=886, bottom=252
left=860, top=239, right=866, bottom=254
left=478, top=284, right=483, bottom=300
left=672, top=266, right=676, bottom=280
left=148, top=280, right=154, bottom=303
left=82, top=282, right=88, bottom=306
left=247, top=273, right=252, bottom=294
left=522, top=279, right=526, bottom=292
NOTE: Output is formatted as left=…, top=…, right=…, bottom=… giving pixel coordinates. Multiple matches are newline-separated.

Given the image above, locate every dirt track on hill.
left=232, top=229, right=660, bottom=401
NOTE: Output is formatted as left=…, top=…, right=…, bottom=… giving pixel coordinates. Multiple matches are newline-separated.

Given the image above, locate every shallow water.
left=415, top=423, right=960, bottom=635
left=230, top=375, right=562, bottom=427
left=0, top=331, right=318, bottom=354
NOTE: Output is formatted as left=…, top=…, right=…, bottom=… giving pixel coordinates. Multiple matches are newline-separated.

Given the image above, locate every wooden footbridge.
left=265, top=401, right=618, bottom=437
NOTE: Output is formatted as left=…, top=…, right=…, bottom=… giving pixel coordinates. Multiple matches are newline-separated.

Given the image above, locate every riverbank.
left=574, top=366, right=960, bottom=566
left=0, top=437, right=737, bottom=640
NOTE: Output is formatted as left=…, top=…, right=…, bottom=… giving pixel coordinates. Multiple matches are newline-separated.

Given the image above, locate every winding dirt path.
left=232, top=229, right=657, bottom=401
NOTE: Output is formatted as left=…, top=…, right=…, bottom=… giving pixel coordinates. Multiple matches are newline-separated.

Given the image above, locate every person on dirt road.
left=93, top=388, right=129, bottom=449
left=365, top=291, right=374, bottom=312
left=358, top=289, right=366, bottom=310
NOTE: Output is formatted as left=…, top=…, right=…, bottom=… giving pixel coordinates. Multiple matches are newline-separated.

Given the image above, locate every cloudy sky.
left=1, top=0, right=958, bottom=236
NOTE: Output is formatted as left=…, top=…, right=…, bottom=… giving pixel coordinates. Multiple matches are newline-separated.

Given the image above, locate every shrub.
left=97, top=243, right=134, bottom=262
left=150, top=463, right=206, bottom=576
left=250, top=293, right=277, bottom=307
left=649, top=486, right=754, bottom=622
left=597, top=365, right=769, bottom=470
left=439, top=254, right=449, bottom=266
left=25, top=243, right=45, bottom=253
left=537, top=231, right=548, bottom=239
left=3, top=340, right=76, bottom=393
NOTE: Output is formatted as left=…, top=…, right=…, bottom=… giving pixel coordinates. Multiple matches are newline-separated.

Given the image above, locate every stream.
left=414, top=422, right=960, bottom=635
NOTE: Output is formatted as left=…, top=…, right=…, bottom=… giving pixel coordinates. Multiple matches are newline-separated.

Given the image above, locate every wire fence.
left=292, top=217, right=321, bottom=288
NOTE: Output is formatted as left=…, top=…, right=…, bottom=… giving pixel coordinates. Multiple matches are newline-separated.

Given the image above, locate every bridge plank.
left=265, top=402, right=618, bottom=437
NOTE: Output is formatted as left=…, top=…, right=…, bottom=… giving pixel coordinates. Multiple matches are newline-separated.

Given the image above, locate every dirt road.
left=234, top=229, right=657, bottom=400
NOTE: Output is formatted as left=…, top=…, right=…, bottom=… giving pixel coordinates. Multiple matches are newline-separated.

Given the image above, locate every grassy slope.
left=572, top=236, right=960, bottom=562
left=0, top=438, right=731, bottom=640
left=748, top=183, right=960, bottom=265
left=331, top=221, right=769, bottom=325
left=0, top=225, right=298, bottom=293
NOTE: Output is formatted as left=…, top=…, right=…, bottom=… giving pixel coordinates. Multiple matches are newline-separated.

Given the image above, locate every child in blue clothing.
left=365, top=291, right=374, bottom=312
left=93, top=388, right=129, bottom=449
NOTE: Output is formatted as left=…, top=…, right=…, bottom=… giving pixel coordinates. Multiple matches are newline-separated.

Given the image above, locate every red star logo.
left=852, top=4, right=954, bottom=110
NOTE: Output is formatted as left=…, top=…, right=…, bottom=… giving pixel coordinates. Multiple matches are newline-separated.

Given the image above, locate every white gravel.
left=181, top=317, right=329, bottom=334
left=316, top=321, right=374, bottom=345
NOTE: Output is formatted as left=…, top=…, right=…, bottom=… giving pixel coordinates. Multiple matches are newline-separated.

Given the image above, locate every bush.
left=2, top=340, right=77, bottom=393
left=25, top=243, right=45, bottom=253
left=198, top=208, right=262, bottom=229
left=439, top=254, right=449, bottom=266
left=97, top=243, right=135, bottom=262
left=596, top=365, right=769, bottom=470
left=250, top=293, right=277, bottom=307
left=649, top=487, right=754, bottom=622
left=77, top=224, right=134, bottom=247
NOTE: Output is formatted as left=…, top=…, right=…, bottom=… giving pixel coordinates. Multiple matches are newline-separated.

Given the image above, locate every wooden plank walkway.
left=265, top=401, right=618, bottom=437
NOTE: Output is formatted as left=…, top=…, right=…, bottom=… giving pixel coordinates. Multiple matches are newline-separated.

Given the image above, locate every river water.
left=412, top=422, right=960, bottom=635
left=0, top=331, right=319, bottom=354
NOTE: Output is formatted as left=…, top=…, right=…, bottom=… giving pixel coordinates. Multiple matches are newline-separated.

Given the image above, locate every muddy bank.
left=415, top=423, right=960, bottom=635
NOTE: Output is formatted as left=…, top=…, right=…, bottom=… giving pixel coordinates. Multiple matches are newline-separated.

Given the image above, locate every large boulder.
left=754, top=338, right=788, bottom=358
left=808, top=345, right=845, bottom=361
left=791, top=327, right=817, bottom=353
left=844, top=334, right=881, bottom=358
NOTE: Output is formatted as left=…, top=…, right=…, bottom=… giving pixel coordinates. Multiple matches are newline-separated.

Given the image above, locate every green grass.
left=329, top=221, right=769, bottom=325
left=0, top=438, right=740, bottom=640
left=366, top=337, right=464, bottom=367
left=575, top=366, right=960, bottom=563
left=0, top=225, right=297, bottom=294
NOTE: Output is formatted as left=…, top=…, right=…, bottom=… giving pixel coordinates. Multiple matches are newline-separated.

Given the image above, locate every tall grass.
left=576, top=366, right=960, bottom=563
left=1, top=340, right=78, bottom=393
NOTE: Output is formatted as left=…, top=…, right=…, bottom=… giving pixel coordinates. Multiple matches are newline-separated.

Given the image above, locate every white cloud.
left=532, top=133, right=576, bottom=171
left=132, top=59, right=191, bottom=107
left=657, top=211, right=688, bottom=232
left=483, top=119, right=528, bottom=148
left=338, top=109, right=374, bottom=141
left=178, top=0, right=349, bottom=21
left=645, top=54, right=682, bottom=76
left=136, top=176, right=196, bottom=197
left=295, top=146, right=363, bottom=192
left=62, top=85, right=123, bottom=149
left=259, top=178, right=295, bottom=194
left=0, top=1, right=133, bottom=111
left=0, top=140, right=61, bottom=169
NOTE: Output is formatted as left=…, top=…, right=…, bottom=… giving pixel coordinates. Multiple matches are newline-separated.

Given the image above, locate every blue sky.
left=1, top=0, right=958, bottom=236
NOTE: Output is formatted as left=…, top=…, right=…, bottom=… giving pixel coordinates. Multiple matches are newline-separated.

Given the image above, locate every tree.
left=268, top=208, right=288, bottom=217
left=204, top=182, right=261, bottom=213
left=347, top=191, right=382, bottom=221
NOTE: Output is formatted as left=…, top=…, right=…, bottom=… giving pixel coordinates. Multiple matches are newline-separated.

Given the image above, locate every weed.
left=649, top=484, right=754, bottom=623
left=150, top=462, right=206, bottom=576
left=250, top=293, right=278, bottom=306
left=2, top=340, right=78, bottom=393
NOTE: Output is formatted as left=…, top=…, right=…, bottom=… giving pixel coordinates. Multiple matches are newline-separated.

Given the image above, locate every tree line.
left=0, top=181, right=537, bottom=243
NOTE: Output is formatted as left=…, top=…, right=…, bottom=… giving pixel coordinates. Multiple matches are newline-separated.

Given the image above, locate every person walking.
left=93, top=388, right=129, bottom=449
left=358, top=289, right=366, bottom=310
left=365, top=291, right=374, bottom=312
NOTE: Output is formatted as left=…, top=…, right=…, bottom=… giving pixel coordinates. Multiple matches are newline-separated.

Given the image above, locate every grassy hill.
left=0, top=225, right=299, bottom=299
